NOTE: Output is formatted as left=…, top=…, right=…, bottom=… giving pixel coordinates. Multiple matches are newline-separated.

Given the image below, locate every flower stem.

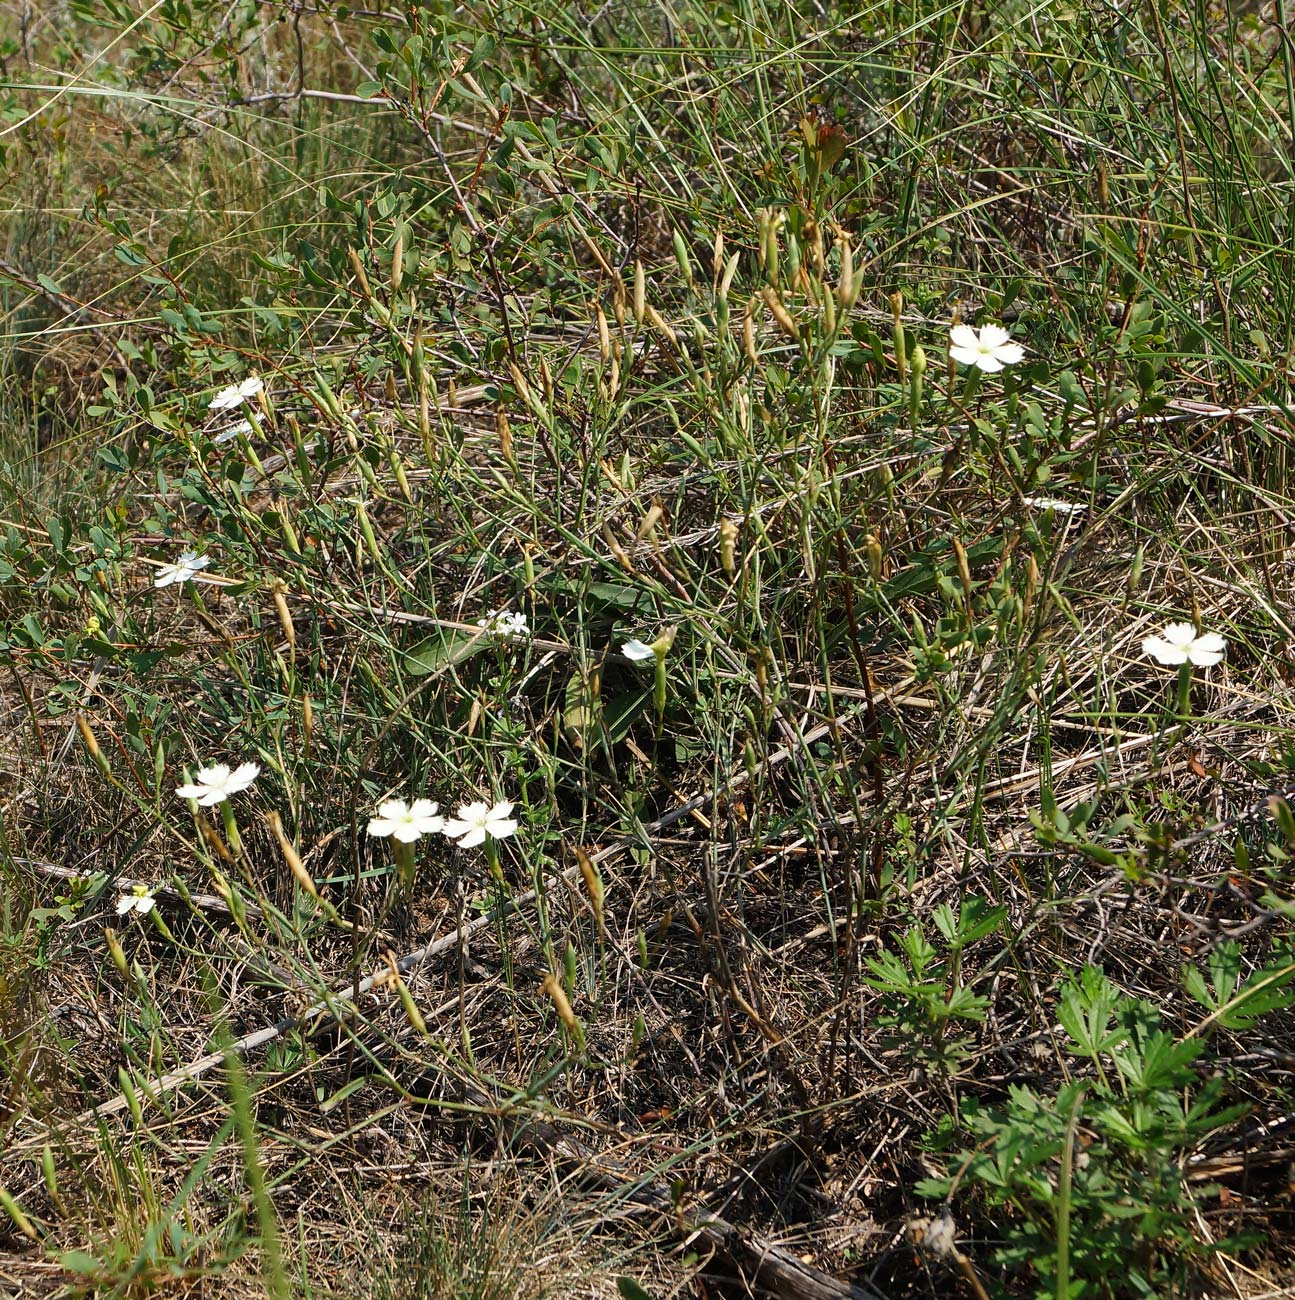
left=1174, top=662, right=1194, bottom=719
left=484, top=838, right=505, bottom=889
left=394, top=840, right=416, bottom=891
left=220, top=800, right=243, bottom=855
left=653, top=655, right=667, bottom=734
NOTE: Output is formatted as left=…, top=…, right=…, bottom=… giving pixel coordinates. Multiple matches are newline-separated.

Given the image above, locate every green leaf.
left=58, top=1251, right=101, bottom=1275
left=586, top=580, right=651, bottom=613
left=603, top=690, right=649, bottom=744
left=405, top=630, right=487, bottom=675
left=617, top=1279, right=654, bottom=1300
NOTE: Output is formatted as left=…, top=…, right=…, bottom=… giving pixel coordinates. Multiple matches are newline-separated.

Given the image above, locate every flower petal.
left=622, top=639, right=655, bottom=662
left=948, top=325, right=980, bottom=350
left=1142, top=634, right=1187, bottom=665
left=367, top=817, right=396, bottom=838
left=978, top=324, right=1010, bottom=349
left=976, top=355, right=1005, bottom=373
left=457, top=826, right=487, bottom=849
left=409, top=799, right=440, bottom=821
left=486, top=818, right=518, bottom=840
left=228, top=762, right=261, bottom=791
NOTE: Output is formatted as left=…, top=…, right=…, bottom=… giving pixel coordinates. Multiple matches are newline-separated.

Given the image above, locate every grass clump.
left=3, top=0, right=1295, bottom=1297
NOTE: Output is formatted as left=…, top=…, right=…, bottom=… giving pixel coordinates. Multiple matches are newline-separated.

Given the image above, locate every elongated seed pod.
left=575, top=846, right=605, bottom=935
left=540, top=972, right=581, bottom=1036
left=266, top=810, right=317, bottom=897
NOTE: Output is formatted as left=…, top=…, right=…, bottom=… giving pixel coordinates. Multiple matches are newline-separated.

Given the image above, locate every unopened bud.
left=636, top=500, right=665, bottom=543
left=76, top=712, right=109, bottom=775
left=272, top=582, right=295, bottom=649
left=720, top=518, right=740, bottom=577
left=865, top=533, right=883, bottom=581
left=266, top=810, right=318, bottom=897
left=836, top=237, right=857, bottom=308
left=952, top=537, right=973, bottom=601
left=540, top=971, right=582, bottom=1039
left=347, top=247, right=373, bottom=301
left=671, top=229, right=693, bottom=286
left=762, top=287, right=800, bottom=341
left=390, top=232, right=403, bottom=292
left=104, top=927, right=129, bottom=979
left=575, top=846, right=605, bottom=935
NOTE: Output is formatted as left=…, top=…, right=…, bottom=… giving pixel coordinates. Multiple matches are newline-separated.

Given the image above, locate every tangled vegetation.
left=3, top=0, right=1295, bottom=1296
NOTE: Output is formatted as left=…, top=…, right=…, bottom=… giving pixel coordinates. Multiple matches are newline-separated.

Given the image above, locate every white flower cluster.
left=367, top=798, right=518, bottom=848
left=476, top=609, right=530, bottom=640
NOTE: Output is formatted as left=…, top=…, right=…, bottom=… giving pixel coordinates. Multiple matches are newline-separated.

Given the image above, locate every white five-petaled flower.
left=622, top=639, right=655, bottom=662
left=441, top=800, right=518, bottom=849
left=1141, top=622, right=1227, bottom=667
left=476, top=609, right=530, bottom=640
left=948, top=323, right=1025, bottom=373
left=115, top=885, right=157, bottom=916
left=213, top=419, right=253, bottom=445
left=367, top=798, right=445, bottom=843
left=175, top=762, right=261, bottom=806
left=209, top=376, right=264, bottom=412
left=154, top=550, right=211, bottom=588
left=1022, top=496, right=1085, bottom=514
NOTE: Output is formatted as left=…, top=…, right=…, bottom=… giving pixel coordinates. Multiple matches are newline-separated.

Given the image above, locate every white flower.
left=622, top=639, right=656, bottom=662
left=1141, top=622, right=1227, bottom=667
left=948, top=323, right=1025, bottom=373
left=213, top=419, right=252, bottom=445
left=154, top=550, right=211, bottom=588
left=441, top=800, right=518, bottom=849
left=115, top=886, right=156, bottom=916
left=175, top=762, right=261, bottom=806
left=1022, top=496, right=1084, bottom=514
left=367, top=798, right=445, bottom=843
left=476, top=609, right=530, bottom=640
left=209, top=376, right=264, bottom=412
